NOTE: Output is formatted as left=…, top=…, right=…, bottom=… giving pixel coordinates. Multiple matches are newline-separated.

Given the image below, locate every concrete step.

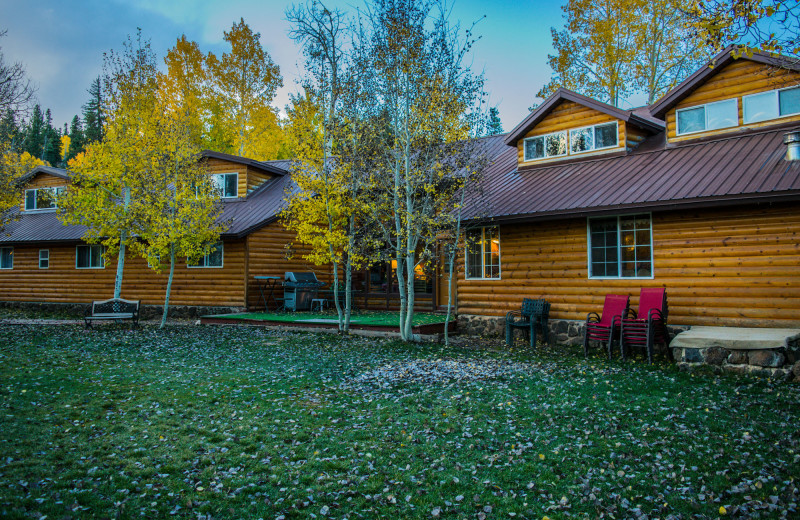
left=670, top=326, right=800, bottom=351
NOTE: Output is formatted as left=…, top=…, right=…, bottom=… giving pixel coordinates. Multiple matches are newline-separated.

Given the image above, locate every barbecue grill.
left=283, top=271, right=326, bottom=311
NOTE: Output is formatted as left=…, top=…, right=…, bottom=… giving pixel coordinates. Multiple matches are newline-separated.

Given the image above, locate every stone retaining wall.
left=0, top=301, right=244, bottom=320
left=457, top=314, right=686, bottom=348
left=673, top=345, right=800, bottom=381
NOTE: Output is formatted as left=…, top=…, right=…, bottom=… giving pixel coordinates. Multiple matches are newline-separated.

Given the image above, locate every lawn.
left=1, top=324, right=798, bottom=519
left=208, top=310, right=448, bottom=327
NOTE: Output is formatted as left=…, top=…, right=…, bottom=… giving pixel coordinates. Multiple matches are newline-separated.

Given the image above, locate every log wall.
left=245, top=222, right=332, bottom=309
left=517, top=101, right=627, bottom=167
left=206, top=158, right=276, bottom=198
left=19, top=173, right=68, bottom=211
left=0, top=239, right=248, bottom=307
left=666, top=60, right=800, bottom=143
left=457, top=203, right=800, bottom=328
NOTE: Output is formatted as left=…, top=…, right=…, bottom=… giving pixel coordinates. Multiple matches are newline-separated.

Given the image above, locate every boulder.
left=727, top=350, right=748, bottom=365
left=703, top=346, right=729, bottom=366
left=748, top=350, right=786, bottom=368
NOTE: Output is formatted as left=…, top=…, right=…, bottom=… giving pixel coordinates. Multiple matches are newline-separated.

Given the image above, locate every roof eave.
left=650, top=45, right=800, bottom=118
left=504, top=88, right=664, bottom=147
left=466, top=191, right=800, bottom=226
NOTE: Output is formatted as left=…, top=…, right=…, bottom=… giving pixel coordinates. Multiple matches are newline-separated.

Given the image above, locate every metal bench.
left=85, top=298, right=141, bottom=329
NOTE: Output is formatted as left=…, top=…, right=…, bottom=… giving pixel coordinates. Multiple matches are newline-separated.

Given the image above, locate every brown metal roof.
left=200, top=150, right=289, bottom=176
left=465, top=127, right=800, bottom=223
left=0, top=166, right=297, bottom=245
left=504, top=88, right=665, bottom=147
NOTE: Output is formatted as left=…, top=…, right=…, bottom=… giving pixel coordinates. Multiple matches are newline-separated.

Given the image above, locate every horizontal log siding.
left=667, top=60, right=800, bottom=143
left=0, top=240, right=247, bottom=307
left=245, top=222, right=332, bottom=309
left=206, top=158, right=249, bottom=199
left=246, top=167, right=275, bottom=193
left=19, top=173, right=68, bottom=211
left=517, top=101, right=626, bottom=168
left=457, top=204, right=800, bottom=327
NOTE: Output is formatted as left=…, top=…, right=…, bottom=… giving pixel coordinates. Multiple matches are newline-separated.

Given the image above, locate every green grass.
left=210, top=310, right=448, bottom=327
left=1, top=324, right=798, bottom=519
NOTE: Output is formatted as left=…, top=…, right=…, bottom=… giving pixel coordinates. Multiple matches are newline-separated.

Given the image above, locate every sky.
left=0, top=0, right=566, bottom=133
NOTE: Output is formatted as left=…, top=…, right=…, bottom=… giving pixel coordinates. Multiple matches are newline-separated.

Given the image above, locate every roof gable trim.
left=504, top=88, right=664, bottom=147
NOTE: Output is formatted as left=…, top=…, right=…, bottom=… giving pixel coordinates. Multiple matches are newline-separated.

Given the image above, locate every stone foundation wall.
left=0, top=301, right=244, bottom=320
left=457, top=314, right=686, bottom=348
left=673, top=345, right=800, bottom=381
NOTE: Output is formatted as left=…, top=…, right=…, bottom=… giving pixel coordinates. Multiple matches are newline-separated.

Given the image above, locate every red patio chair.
left=620, top=288, right=670, bottom=364
left=583, top=294, right=629, bottom=359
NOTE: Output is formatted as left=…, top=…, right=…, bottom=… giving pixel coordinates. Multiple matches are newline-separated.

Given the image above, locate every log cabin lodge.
left=1, top=46, right=799, bottom=330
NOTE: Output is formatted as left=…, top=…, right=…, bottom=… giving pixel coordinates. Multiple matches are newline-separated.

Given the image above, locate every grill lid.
left=285, top=271, right=321, bottom=283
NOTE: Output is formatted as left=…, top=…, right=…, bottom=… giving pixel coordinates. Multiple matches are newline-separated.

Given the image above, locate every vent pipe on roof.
left=784, top=131, right=800, bottom=161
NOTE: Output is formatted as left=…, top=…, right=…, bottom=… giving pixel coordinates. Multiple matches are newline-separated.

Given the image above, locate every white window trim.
left=587, top=213, right=654, bottom=280
left=24, top=187, right=63, bottom=212
left=0, top=246, right=13, bottom=270
left=743, top=85, right=800, bottom=124
left=522, top=131, right=568, bottom=162
left=465, top=227, right=501, bottom=280
left=39, top=249, right=49, bottom=269
left=76, top=244, right=105, bottom=270
left=676, top=98, right=739, bottom=136
left=187, top=243, right=224, bottom=269
left=211, top=172, right=239, bottom=198
left=569, top=121, right=619, bottom=155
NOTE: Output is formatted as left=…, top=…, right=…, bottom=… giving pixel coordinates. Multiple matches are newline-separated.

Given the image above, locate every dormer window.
left=676, top=99, right=738, bottom=135
left=743, top=86, right=800, bottom=124
left=211, top=173, right=238, bottom=198
left=24, top=187, right=65, bottom=211
left=523, top=131, right=567, bottom=161
left=570, top=122, right=618, bottom=154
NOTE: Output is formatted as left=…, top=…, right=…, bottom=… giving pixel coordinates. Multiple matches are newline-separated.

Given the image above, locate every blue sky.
left=0, top=0, right=565, bottom=133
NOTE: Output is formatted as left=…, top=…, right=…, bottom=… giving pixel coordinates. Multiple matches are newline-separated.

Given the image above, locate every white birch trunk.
left=160, top=245, right=176, bottom=329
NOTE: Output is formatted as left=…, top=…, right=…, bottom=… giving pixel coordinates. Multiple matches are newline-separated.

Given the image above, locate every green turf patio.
left=200, top=310, right=455, bottom=333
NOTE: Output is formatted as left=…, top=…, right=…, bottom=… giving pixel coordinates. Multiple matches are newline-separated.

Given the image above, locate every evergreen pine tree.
left=42, top=109, right=62, bottom=165
left=83, top=77, right=104, bottom=144
left=66, top=115, right=85, bottom=162
left=23, top=104, right=45, bottom=158
left=0, top=109, right=20, bottom=150
left=487, top=107, right=503, bottom=136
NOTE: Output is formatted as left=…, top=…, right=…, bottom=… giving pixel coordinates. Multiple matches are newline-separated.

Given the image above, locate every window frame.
left=0, top=247, right=13, bottom=269
left=187, top=242, right=224, bottom=269
left=569, top=121, right=619, bottom=155
left=743, top=85, right=800, bottom=124
left=586, top=213, right=654, bottom=280
left=24, top=187, right=64, bottom=211
left=211, top=172, right=239, bottom=198
left=464, top=226, right=501, bottom=280
left=676, top=98, right=739, bottom=136
left=76, top=244, right=105, bottom=270
left=39, top=249, right=49, bottom=269
left=522, top=130, right=568, bottom=162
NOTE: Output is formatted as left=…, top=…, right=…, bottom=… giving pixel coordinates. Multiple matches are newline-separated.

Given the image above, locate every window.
left=24, top=187, right=65, bottom=211
left=523, top=131, right=567, bottom=161
left=76, top=244, right=105, bottom=269
left=465, top=227, right=500, bottom=279
left=188, top=242, right=224, bottom=268
left=588, top=214, right=652, bottom=278
left=743, top=86, right=800, bottom=123
left=676, top=99, right=738, bottom=135
left=570, top=121, right=618, bottom=154
left=211, top=173, right=238, bottom=198
left=0, top=247, right=12, bottom=269
left=39, top=249, right=49, bottom=269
